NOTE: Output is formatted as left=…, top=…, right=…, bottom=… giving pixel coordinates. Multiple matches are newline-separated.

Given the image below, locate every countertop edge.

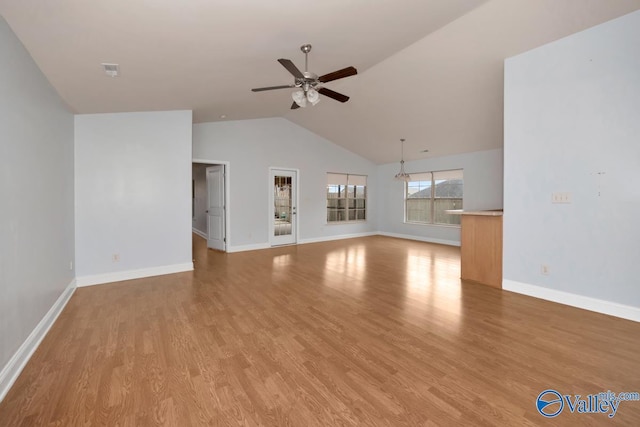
left=445, top=209, right=503, bottom=217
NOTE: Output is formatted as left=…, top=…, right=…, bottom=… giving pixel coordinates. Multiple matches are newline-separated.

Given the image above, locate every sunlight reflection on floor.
left=405, top=248, right=461, bottom=331
left=323, top=245, right=367, bottom=293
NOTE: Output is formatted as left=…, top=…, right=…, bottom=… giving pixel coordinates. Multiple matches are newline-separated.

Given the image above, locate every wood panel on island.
left=447, top=209, right=503, bottom=288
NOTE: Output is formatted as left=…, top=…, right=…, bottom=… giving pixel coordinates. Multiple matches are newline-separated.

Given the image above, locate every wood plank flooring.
left=1, top=235, right=639, bottom=426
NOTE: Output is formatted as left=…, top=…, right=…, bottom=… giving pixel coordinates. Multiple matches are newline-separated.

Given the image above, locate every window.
left=327, top=173, right=367, bottom=223
left=405, top=169, right=463, bottom=226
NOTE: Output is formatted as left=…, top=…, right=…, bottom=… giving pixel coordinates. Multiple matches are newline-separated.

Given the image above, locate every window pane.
left=327, top=173, right=367, bottom=223
left=434, top=178, right=463, bottom=198
left=434, top=198, right=462, bottom=225
left=433, top=170, right=463, bottom=225
left=406, top=199, right=432, bottom=223
left=327, top=184, right=344, bottom=198
left=346, top=184, right=355, bottom=199
left=405, top=169, right=463, bottom=226
left=407, top=180, right=432, bottom=198
left=327, top=209, right=347, bottom=222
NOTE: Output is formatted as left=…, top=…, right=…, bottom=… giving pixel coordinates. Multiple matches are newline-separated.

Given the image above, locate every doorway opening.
left=192, top=160, right=229, bottom=253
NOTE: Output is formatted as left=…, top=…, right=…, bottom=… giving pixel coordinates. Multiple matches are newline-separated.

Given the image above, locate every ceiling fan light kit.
left=292, top=87, right=320, bottom=108
left=252, top=44, right=357, bottom=109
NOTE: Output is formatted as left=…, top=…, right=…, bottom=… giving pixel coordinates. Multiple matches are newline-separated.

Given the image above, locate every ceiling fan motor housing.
left=296, top=72, right=319, bottom=90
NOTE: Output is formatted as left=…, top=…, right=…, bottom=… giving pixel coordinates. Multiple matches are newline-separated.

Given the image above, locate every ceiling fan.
left=251, top=44, right=357, bottom=109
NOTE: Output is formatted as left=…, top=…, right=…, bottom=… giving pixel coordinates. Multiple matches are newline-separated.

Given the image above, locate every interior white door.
left=206, top=165, right=226, bottom=251
left=270, top=169, right=297, bottom=246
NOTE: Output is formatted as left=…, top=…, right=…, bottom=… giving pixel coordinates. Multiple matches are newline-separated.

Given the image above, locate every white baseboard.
left=503, top=279, right=640, bottom=322
left=226, top=243, right=271, bottom=253
left=192, top=228, right=207, bottom=240
left=298, top=231, right=377, bottom=245
left=377, top=232, right=460, bottom=247
left=0, top=279, right=77, bottom=403
left=76, top=262, right=194, bottom=287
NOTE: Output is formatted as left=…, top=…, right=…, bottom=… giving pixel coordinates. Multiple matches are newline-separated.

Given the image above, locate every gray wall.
left=193, top=118, right=378, bottom=250
left=0, top=17, right=75, bottom=376
left=75, top=111, right=193, bottom=281
left=376, top=149, right=503, bottom=245
left=504, top=11, right=640, bottom=309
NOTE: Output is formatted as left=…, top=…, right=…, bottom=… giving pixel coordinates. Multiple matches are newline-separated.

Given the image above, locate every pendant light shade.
left=292, top=90, right=307, bottom=107
left=292, top=88, right=321, bottom=107
left=394, top=138, right=411, bottom=181
left=306, top=88, right=320, bottom=105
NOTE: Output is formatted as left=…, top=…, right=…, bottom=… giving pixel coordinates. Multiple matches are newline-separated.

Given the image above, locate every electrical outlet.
left=541, top=264, right=550, bottom=275
left=69, top=261, right=73, bottom=271
left=552, top=192, right=572, bottom=203
left=112, top=254, right=120, bottom=262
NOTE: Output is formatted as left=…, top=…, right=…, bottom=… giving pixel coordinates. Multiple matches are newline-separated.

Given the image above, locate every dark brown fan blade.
left=277, top=59, right=304, bottom=79
left=318, top=66, right=357, bottom=83
left=318, top=87, right=350, bottom=103
left=251, top=85, right=294, bottom=92
left=291, top=101, right=300, bottom=110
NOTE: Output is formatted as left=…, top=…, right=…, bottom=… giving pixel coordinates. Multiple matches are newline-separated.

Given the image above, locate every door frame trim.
left=193, top=159, right=230, bottom=252
left=268, top=167, right=300, bottom=246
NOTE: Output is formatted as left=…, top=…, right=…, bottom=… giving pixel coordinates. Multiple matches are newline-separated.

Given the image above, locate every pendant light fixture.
left=394, top=138, right=411, bottom=181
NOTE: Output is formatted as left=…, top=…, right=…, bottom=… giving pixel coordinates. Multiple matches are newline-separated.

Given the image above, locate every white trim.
left=226, top=243, right=271, bottom=253
left=76, top=262, right=193, bottom=287
left=503, top=279, right=640, bottom=323
left=0, top=279, right=77, bottom=403
left=298, top=232, right=377, bottom=245
left=192, top=227, right=207, bottom=239
left=377, top=231, right=460, bottom=247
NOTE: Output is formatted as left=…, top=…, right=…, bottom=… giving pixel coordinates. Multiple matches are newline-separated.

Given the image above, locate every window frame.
left=326, top=173, right=367, bottom=224
left=404, top=169, right=463, bottom=227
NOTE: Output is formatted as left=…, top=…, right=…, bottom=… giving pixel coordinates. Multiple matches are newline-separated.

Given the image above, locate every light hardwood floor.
left=1, top=235, right=639, bottom=426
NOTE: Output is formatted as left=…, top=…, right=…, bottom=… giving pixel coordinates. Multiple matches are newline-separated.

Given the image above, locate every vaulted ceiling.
left=1, top=0, right=639, bottom=163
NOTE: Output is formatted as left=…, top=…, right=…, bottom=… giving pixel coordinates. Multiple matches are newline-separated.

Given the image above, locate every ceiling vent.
left=101, top=63, right=119, bottom=77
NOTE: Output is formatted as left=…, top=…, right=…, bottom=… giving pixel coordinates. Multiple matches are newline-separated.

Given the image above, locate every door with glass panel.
left=270, top=169, right=297, bottom=246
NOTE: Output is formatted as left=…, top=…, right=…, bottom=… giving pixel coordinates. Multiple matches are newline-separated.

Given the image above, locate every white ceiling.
left=1, top=0, right=639, bottom=164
